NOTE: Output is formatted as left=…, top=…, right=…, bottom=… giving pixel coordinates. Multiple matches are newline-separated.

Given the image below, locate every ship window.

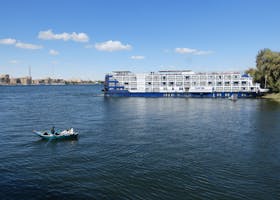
left=200, top=82, right=206, bottom=86
left=162, top=82, right=166, bottom=85
left=200, top=76, right=206, bottom=80
left=153, top=76, right=159, bottom=81
left=217, top=82, right=222, bottom=86
left=130, top=77, right=136, bottom=81
left=124, top=82, right=129, bottom=85
left=192, top=75, right=198, bottom=79
left=176, top=82, right=182, bottom=86
left=233, top=81, right=239, bottom=86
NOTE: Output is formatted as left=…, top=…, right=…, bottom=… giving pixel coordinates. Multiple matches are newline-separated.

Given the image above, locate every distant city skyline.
left=1, top=0, right=280, bottom=80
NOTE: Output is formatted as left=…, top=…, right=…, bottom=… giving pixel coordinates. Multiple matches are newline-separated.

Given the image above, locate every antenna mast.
left=28, top=66, right=31, bottom=78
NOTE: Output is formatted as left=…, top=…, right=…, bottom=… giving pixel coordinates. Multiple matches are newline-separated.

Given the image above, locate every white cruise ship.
left=104, top=70, right=267, bottom=97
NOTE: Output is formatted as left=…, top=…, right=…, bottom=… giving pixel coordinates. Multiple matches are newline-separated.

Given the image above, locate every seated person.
left=51, top=126, right=55, bottom=134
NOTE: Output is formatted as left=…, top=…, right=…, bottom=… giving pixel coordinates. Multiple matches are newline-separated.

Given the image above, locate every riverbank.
left=262, top=93, right=280, bottom=102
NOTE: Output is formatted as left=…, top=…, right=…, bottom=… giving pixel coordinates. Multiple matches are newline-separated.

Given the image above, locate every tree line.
left=246, top=49, right=280, bottom=93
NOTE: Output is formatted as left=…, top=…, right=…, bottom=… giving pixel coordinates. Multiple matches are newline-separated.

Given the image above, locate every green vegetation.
left=246, top=49, right=280, bottom=93
left=261, top=93, right=280, bottom=102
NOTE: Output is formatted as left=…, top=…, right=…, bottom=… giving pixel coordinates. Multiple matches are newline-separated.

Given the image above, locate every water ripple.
left=0, top=85, right=280, bottom=199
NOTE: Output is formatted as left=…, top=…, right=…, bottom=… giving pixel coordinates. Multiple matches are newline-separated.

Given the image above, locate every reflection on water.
left=32, top=137, right=79, bottom=146
left=0, top=85, right=280, bottom=200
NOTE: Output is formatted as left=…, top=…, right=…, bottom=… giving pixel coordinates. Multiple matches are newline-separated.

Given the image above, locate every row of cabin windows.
left=110, top=87, right=255, bottom=92
left=121, top=79, right=248, bottom=86
left=144, top=87, right=255, bottom=91
left=161, top=75, right=241, bottom=80
left=125, top=83, right=244, bottom=88
left=116, top=75, right=243, bottom=82
left=216, top=93, right=251, bottom=97
left=142, top=81, right=247, bottom=86
left=121, top=80, right=247, bottom=84
left=122, top=81, right=249, bottom=86
left=161, top=87, right=184, bottom=91
left=120, top=78, right=246, bottom=85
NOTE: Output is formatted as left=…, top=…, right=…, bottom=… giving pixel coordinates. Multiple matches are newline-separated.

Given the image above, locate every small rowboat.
left=33, top=128, right=78, bottom=140
left=228, top=94, right=238, bottom=101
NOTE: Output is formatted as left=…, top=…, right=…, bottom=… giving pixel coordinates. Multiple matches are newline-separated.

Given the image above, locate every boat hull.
left=33, top=131, right=78, bottom=140
left=104, top=91, right=260, bottom=98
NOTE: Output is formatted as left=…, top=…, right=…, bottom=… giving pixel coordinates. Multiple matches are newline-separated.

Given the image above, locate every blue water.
left=0, top=85, right=280, bottom=199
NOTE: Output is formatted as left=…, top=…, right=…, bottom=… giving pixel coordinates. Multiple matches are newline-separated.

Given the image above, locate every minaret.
left=28, top=66, right=31, bottom=78
left=28, top=66, right=32, bottom=85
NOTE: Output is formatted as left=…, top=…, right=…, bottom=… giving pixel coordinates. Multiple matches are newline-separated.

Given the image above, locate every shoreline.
left=0, top=83, right=103, bottom=86
left=262, top=93, right=280, bottom=102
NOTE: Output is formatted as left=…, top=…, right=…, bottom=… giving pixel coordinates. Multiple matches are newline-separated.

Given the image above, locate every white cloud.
left=175, top=47, right=213, bottom=55
left=0, top=38, right=16, bottom=45
left=49, top=49, right=59, bottom=55
left=71, top=32, right=89, bottom=42
left=131, top=55, right=145, bottom=60
left=38, top=29, right=89, bottom=42
left=175, top=48, right=196, bottom=54
left=9, top=60, right=19, bottom=64
left=193, top=50, right=213, bottom=55
left=15, top=42, right=42, bottom=50
left=0, top=38, right=42, bottom=50
left=95, top=40, right=132, bottom=52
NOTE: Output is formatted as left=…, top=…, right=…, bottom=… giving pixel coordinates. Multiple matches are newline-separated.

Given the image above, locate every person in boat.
left=51, top=126, right=55, bottom=135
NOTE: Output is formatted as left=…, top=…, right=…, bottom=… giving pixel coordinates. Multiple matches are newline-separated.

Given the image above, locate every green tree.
left=246, top=49, right=280, bottom=93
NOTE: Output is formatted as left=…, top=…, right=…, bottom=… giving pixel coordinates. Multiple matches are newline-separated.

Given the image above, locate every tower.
left=28, top=66, right=31, bottom=78
left=28, top=66, right=32, bottom=85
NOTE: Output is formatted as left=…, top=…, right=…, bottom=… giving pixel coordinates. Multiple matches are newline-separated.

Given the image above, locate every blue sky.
left=0, top=0, right=280, bottom=80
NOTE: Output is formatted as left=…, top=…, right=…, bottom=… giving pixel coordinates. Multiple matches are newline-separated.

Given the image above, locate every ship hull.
left=104, top=91, right=260, bottom=98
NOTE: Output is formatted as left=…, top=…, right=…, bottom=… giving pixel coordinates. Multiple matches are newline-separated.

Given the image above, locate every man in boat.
left=51, top=126, right=55, bottom=135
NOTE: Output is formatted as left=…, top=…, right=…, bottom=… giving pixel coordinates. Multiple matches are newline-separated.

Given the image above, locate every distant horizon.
left=1, top=0, right=280, bottom=80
